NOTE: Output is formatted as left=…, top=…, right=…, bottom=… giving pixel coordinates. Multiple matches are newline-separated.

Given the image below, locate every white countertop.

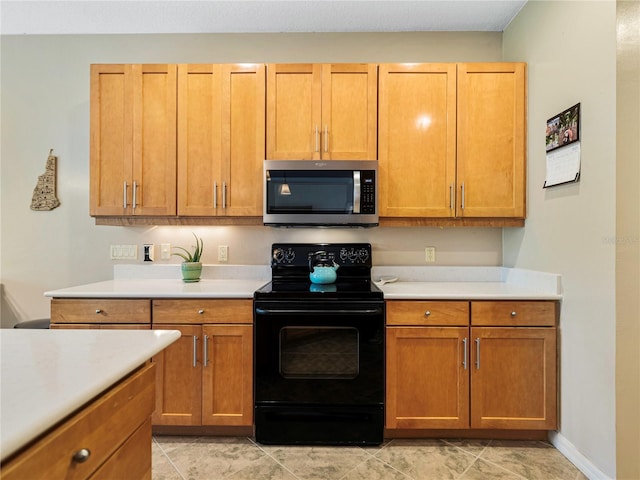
left=44, top=278, right=268, bottom=298
left=378, top=281, right=560, bottom=300
left=373, top=266, right=562, bottom=300
left=43, top=265, right=562, bottom=300
left=0, top=329, right=180, bottom=461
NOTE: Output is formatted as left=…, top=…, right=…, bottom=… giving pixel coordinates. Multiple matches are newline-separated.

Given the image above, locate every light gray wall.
left=503, top=1, right=617, bottom=478
left=0, top=32, right=504, bottom=326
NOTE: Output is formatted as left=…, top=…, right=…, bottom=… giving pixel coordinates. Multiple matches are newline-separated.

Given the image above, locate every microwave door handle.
left=353, top=171, right=361, bottom=213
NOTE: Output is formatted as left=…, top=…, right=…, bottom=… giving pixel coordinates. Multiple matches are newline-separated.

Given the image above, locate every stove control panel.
left=271, top=243, right=373, bottom=268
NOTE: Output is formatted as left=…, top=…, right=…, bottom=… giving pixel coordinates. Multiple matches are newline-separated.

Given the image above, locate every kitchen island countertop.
left=0, top=329, right=180, bottom=462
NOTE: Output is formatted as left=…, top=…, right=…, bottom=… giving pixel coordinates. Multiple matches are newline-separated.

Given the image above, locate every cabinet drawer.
left=89, top=418, right=152, bottom=480
left=471, top=301, right=557, bottom=326
left=51, top=299, right=151, bottom=324
left=152, top=299, right=253, bottom=324
left=386, top=301, right=469, bottom=326
left=1, top=363, right=155, bottom=480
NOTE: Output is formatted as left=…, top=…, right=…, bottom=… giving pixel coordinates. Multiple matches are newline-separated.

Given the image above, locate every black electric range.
left=253, top=243, right=385, bottom=446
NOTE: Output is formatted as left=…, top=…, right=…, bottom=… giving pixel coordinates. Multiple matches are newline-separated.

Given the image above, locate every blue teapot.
left=309, top=251, right=340, bottom=284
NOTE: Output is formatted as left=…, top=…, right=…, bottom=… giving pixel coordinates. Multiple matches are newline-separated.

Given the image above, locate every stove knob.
left=347, top=249, right=358, bottom=262
left=358, top=249, right=370, bottom=263
left=339, top=248, right=348, bottom=261
left=273, top=248, right=285, bottom=263
left=285, top=249, right=296, bottom=262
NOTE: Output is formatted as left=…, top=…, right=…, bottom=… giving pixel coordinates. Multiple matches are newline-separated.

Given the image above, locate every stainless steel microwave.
left=264, top=160, right=378, bottom=227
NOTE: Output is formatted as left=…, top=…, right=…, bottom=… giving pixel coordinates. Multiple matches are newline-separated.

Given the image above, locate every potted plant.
left=173, top=233, right=204, bottom=282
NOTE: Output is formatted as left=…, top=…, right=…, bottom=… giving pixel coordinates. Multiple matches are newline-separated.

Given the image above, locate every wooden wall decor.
left=30, top=149, right=61, bottom=211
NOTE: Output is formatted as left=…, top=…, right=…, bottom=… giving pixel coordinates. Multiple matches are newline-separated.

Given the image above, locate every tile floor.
left=152, top=436, right=588, bottom=480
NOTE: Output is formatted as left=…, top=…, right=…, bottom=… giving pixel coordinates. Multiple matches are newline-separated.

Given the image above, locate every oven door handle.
left=255, top=307, right=383, bottom=316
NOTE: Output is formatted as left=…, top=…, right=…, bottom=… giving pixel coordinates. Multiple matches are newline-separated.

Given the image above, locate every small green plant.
left=173, top=233, right=204, bottom=263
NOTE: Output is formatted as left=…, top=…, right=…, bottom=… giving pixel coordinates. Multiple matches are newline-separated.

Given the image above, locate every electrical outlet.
left=425, top=246, right=436, bottom=263
left=218, top=245, right=229, bottom=262
left=160, top=243, right=171, bottom=260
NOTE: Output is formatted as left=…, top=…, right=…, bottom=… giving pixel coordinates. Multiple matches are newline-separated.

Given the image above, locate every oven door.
left=254, top=300, right=384, bottom=406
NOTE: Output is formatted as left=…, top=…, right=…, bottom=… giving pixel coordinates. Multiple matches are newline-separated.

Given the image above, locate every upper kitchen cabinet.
left=378, top=63, right=457, bottom=218
left=266, top=63, right=377, bottom=160
left=178, top=64, right=265, bottom=217
left=90, top=64, right=177, bottom=216
left=457, top=63, right=526, bottom=219
left=378, top=62, right=526, bottom=225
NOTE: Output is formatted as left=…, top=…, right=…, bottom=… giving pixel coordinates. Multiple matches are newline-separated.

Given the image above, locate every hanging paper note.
left=544, top=141, right=581, bottom=188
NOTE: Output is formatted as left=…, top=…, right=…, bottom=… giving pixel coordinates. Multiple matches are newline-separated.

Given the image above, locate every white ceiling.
left=0, top=0, right=528, bottom=35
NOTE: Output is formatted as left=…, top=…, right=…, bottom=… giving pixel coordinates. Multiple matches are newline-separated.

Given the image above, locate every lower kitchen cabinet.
left=385, top=300, right=557, bottom=432
left=386, top=326, right=469, bottom=429
left=1, top=363, right=155, bottom=480
left=151, top=300, right=253, bottom=427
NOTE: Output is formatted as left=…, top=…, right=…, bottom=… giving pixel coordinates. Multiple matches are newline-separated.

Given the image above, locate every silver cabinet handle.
left=461, top=182, right=465, bottom=210
left=475, top=337, right=480, bottom=369
left=192, top=335, right=198, bottom=368
left=95, top=309, right=102, bottom=314
left=315, top=125, right=319, bottom=152
left=72, top=448, right=91, bottom=463
left=450, top=184, right=454, bottom=210
left=511, top=311, right=517, bottom=317
left=462, top=337, right=468, bottom=370
left=132, top=181, right=138, bottom=210
left=198, top=309, right=204, bottom=314
left=123, top=181, right=128, bottom=208
left=424, top=311, right=431, bottom=317
left=222, top=181, right=227, bottom=209
left=203, top=335, right=209, bottom=367
left=213, top=181, right=218, bottom=209
left=324, top=125, right=328, bottom=153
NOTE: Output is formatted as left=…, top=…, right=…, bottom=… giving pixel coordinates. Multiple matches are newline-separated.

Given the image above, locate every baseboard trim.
left=548, top=431, right=613, bottom=480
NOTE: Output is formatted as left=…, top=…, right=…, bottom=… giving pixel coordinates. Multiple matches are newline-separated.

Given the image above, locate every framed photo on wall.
left=545, top=103, right=580, bottom=152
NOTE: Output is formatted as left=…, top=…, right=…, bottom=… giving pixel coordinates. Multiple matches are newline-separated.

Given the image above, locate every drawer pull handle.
left=511, top=311, right=517, bottom=317
left=95, top=309, right=102, bottom=314
left=193, top=336, right=198, bottom=367
left=73, top=448, right=91, bottom=463
left=462, top=337, right=468, bottom=370
left=198, top=309, right=204, bottom=314
left=424, top=311, right=431, bottom=317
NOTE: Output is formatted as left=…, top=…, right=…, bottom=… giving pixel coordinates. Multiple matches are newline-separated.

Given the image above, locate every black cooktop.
left=254, top=243, right=383, bottom=301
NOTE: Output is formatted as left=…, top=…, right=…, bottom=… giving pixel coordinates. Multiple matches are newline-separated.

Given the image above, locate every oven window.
left=266, top=170, right=354, bottom=214
left=279, top=327, right=359, bottom=379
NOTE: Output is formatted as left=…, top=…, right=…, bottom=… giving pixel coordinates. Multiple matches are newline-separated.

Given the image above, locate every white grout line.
left=152, top=436, right=187, bottom=480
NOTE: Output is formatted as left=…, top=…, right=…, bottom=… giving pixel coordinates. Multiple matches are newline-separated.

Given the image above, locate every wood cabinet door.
left=221, top=64, right=265, bottom=216
left=378, top=63, right=457, bottom=217
left=177, top=64, right=224, bottom=216
left=90, top=64, right=176, bottom=217
left=386, top=326, right=469, bottom=429
left=131, top=64, right=177, bottom=216
left=470, top=326, right=557, bottom=429
left=321, top=64, right=377, bottom=160
left=457, top=63, right=526, bottom=218
left=201, top=325, right=253, bottom=426
left=266, top=64, right=322, bottom=160
left=151, top=324, right=202, bottom=426
left=90, top=64, right=133, bottom=216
